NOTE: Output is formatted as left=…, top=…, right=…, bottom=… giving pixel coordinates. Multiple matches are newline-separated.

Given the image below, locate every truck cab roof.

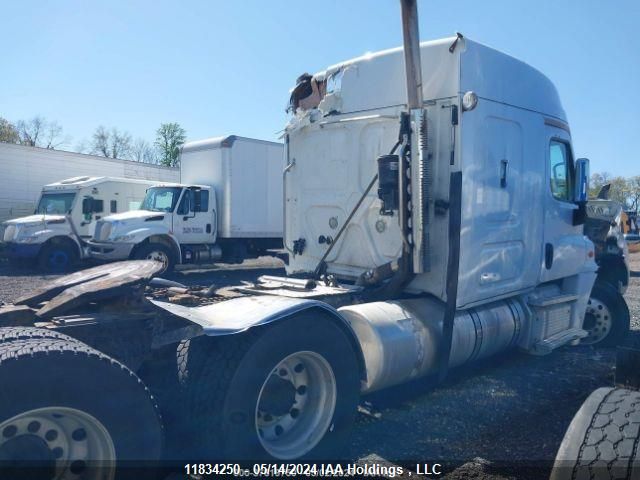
left=43, top=176, right=157, bottom=192
left=149, top=183, right=212, bottom=190
left=293, top=35, right=566, bottom=123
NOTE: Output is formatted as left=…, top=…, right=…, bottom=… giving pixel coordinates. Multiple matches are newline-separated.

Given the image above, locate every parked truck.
left=0, top=176, right=155, bottom=271
left=580, top=189, right=632, bottom=346
left=87, top=136, right=284, bottom=272
left=0, top=1, right=632, bottom=477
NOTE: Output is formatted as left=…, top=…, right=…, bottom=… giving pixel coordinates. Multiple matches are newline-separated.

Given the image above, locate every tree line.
left=0, top=115, right=185, bottom=167
left=590, top=172, right=640, bottom=213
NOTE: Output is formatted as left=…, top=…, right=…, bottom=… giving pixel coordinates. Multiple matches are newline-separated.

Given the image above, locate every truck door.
left=173, top=188, right=217, bottom=244
left=540, top=125, right=584, bottom=282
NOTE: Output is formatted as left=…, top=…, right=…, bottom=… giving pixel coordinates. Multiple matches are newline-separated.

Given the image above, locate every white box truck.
left=0, top=2, right=632, bottom=475
left=0, top=176, right=155, bottom=271
left=87, top=135, right=284, bottom=271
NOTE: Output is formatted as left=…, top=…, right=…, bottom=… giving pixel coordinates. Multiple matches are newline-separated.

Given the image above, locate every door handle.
left=500, top=159, right=508, bottom=188
left=545, top=243, right=554, bottom=269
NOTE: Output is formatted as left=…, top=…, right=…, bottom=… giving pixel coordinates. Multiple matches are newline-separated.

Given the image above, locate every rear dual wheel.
left=177, top=314, right=360, bottom=460
left=0, top=332, right=163, bottom=479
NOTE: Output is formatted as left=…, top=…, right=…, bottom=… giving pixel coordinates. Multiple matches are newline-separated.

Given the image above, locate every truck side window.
left=110, top=200, right=117, bottom=213
left=92, top=199, right=104, bottom=213
left=197, top=191, right=209, bottom=212
left=549, top=140, right=572, bottom=201
left=177, top=190, right=192, bottom=215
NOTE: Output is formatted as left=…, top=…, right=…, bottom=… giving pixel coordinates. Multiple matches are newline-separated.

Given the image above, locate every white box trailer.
left=0, top=142, right=179, bottom=223
left=180, top=136, right=284, bottom=239
left=88, top=135, right=284, bottom=270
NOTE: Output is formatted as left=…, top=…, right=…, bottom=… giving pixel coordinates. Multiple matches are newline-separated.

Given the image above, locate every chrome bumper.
left=87, top=240, right=136, bottom=260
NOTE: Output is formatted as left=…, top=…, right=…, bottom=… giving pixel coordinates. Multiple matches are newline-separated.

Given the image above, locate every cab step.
left=532, top=328, right=587, bottom=355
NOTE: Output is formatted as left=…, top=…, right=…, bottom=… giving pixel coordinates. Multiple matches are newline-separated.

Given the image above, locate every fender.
left=596, top=252, right=630, bottom=293
left=149, top=295, right=368, bottom=382
left=128, top=227, right=182, bottom=263
left=47, top=234, right=83, bottom=253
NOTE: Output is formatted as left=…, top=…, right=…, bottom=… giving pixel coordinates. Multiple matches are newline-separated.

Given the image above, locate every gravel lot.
left=0, top=253, right=638, bottom=479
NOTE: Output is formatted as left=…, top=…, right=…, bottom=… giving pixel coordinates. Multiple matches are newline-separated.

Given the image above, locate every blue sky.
left=1, top=0, right=638, bottom=176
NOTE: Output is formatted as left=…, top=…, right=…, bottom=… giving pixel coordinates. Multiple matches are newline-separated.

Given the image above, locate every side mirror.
left=82, top=197, right=93, bottom=215
left=574, top=158, right=589, bottom=203
left=193, top=192, right=202, bottom=212
left=190, top=187, right=202, bottom=212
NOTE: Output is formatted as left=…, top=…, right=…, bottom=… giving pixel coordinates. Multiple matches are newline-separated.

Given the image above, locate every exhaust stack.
left=400, top=0, right=424, bottom=109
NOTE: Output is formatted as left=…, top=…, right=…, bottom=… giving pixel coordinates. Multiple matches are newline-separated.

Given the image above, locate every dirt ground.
left=0, top=253, right=638, bottom=480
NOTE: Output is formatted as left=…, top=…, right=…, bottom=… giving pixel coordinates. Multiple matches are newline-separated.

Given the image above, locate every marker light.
left=462, top=91, right=478, bottom=111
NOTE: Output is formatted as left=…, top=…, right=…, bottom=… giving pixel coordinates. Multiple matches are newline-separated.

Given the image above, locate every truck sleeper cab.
left=0, top=176, right=154, bottom=271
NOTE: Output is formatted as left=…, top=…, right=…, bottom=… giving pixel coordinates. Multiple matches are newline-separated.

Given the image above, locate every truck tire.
left=177, top=314, right=360, bottom=461
left=37, top=243, right=77, bottom=273
left=0, top=326, right=80, bottom=345
left=0, top=338, right=163, bottom=480
left=133, top=243, right=175, bottom=274
left=136, top=344, right=185, bottom=460
left=581, top=281, right=630, bottom=347
left=550, top=387, right=640, bottom=480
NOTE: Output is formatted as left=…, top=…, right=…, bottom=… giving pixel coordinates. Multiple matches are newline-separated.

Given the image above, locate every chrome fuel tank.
left=338, top=297, right=526, bottom=393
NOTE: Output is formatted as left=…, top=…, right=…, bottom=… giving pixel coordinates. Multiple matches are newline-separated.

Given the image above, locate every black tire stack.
left=0, top=327, right=163, bottom=480
left=551, top=387, right=640, bottom=480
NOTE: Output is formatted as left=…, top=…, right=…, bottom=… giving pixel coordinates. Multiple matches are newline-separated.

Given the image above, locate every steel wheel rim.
left=581, top=297, right=613, bottom=345
left=145, top=250, right=168, bottom=268
left=255, top=351, right=337, bottom=459
left=0, top=406, right=116, bottom=480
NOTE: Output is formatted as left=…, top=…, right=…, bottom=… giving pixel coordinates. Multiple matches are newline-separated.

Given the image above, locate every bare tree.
left=110, top=129, right=132, bottom=159
left=132, top=138, right=158, bottom=163
left=627, top=175, right=640, bottom=213
left=16, top=116, right=45, bottom=147
left=91, top=126, right=110, bottom=157
left=90, top=126, right=132, bottom=159
left=42, top=121, right=66, bottom=149
left=16, top=116, right=67, bottom=149
left=0, top=117, right=19, bottom=144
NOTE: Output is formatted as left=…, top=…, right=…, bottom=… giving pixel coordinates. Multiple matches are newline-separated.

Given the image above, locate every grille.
left=94, top=221, right=112, bottom=241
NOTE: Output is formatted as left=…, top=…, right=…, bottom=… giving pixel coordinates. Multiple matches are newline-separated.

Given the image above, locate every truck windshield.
left=35, top=193, right=77, bottom=215
left=140, top=187, right=182, bottom=212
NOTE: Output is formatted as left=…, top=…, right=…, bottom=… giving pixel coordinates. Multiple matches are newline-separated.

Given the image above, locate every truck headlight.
left=112, top=234, right=135, bottom=242
left=15, top=234, right=40, bottom=244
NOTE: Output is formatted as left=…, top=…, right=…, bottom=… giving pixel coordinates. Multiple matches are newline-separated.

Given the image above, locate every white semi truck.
left=0, top=1, right=632, bottom=477
left=0, top=176, right=155, bottom=271
left=87, top=135, right=284, bottom=271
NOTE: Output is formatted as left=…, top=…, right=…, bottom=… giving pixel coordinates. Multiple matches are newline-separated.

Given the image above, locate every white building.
left=0, top=142, right=180, bottom=222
